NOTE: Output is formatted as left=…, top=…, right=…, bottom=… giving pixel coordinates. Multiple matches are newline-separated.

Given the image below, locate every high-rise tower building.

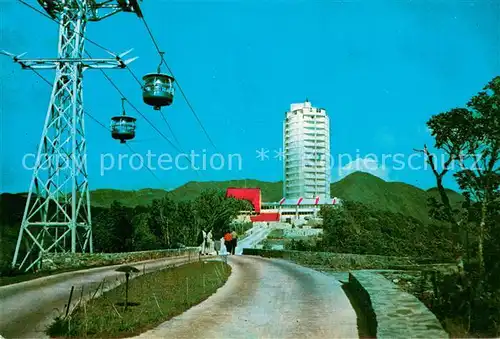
left=283, top=99, right=331, bottom=199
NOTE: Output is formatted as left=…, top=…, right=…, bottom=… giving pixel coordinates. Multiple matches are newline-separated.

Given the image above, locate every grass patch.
left=46, top=261, right=231, bottom=338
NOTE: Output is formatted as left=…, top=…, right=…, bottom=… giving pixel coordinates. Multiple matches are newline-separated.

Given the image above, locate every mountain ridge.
left=1, top=171, right=463, bottom=224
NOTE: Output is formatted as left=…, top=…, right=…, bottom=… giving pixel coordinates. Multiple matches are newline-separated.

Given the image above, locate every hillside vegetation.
left=87, top=171, right=462, bottom=224
left=330, top=172, right=464, bottom=223
left=288, top=200, right=456, bottom=261
left=90, top=179, right=283, bottom=208
left=0, top=171, right=462, bottom=276
left=0, top=190, right=250, bottom=275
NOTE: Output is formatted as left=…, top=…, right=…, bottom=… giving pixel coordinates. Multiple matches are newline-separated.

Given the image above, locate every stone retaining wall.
left=349, top=270, right=449, bottom=338
left=283, top=228, right=323, bottom=237
left=242, top=248, right=417, bottom=270
left=40, top=247, right=200, bottom=272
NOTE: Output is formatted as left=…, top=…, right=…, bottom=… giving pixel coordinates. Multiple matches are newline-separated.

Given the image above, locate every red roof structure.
left=250, top=213, right=280, bottom=222
left=225, top=187, right=261, bottom=213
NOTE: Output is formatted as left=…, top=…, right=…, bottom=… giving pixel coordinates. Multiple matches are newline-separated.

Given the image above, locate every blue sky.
left=1, top=0, right=499, bottom=194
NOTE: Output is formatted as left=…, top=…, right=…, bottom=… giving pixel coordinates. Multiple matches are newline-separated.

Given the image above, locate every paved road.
left=0, top=254, right=197, bottom=339
left=0, top=225, right=270, bottom=339
left=135, top=255, right=358, bottom=339
left=0, top=226, right=358, bottom=339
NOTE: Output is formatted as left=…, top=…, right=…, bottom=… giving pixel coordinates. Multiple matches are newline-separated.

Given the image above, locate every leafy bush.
left=317, top=201, right=455, bottom=260
left=0, top=189, right=243, bottom=277
left=413, top=270, right=500, bottom=337
left=230, top=221, right=253, bottom=239
left=266, top=229, right=284, bottom=239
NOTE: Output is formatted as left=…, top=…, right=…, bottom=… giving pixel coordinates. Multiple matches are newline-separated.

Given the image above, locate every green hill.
left=167, top=179, right=283, bottom=202
left=90, top=179, right=283, bottom=208
left=3, top=171, right=464, bottom=224
left=330, top=172, right=464, bottom=223
left=90, top=188, right=173, bottom=208
left=87, top=171, right=464, bottom=224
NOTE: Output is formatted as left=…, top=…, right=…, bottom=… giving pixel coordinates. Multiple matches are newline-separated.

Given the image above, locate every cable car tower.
left=7, top=0, right=142, bottom=272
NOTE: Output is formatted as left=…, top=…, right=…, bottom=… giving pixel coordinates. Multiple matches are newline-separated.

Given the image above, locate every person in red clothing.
left=230, top=229, right=238, bottom=255
left=223, top=231, right=233, bottom=254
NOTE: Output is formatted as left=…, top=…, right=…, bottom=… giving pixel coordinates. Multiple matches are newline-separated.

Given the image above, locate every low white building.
left=261, top=196, right=342, bottom=224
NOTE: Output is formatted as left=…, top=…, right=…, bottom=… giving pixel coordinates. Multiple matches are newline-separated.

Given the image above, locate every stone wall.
left=242, top=248, right=417, bottom=270
left=283, top=228, right=322, bottom=237
left=349, top=270, right=449, bottom=338
left=40, top=247, right=200, bottom=272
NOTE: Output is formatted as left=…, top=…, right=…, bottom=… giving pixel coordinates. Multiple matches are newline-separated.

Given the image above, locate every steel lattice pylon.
left=7, top=0, right=142, bottom=272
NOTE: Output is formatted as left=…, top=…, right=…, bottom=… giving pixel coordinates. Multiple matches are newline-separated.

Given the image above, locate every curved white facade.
left=283, top=100, right=331, bottom=199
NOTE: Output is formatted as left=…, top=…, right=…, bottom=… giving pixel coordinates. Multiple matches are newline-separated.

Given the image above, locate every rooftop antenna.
left=7, top=0, right=142, bottom=272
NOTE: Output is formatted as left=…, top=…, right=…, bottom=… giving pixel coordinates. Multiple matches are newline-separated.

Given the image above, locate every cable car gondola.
left=142, top=52, right=175, bottom=110
left=111, top=98, right=136, bottom=143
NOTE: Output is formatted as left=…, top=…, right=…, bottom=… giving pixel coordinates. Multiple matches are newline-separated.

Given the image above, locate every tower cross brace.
left=7, top=0, right=141, bottom=272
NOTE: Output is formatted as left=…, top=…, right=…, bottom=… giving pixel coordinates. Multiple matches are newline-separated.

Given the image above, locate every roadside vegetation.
left=410, top=76, right=500, bottom=338
left=288, top=200, right=455, bottom=260
left=229, top=221, right=253, bottom=240
left=0, top=190, right=250, bottom=280
left=261, top=229, right=287, bottom=250
left=46, top=261, right=231, bottom=338
left=266, top=229, right=284, bottom=239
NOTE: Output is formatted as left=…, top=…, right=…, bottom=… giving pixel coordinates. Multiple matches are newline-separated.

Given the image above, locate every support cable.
left=140, top=14, right=219, bottom=152
left=18, top=65, right=167, bottom=188
left=5, top=54, right=222, bottom=194
left=14, top=0, right=227, bottom=193
left=19, top=0, right=218, bottom=153
left=159, top=109, right=182, bottom=148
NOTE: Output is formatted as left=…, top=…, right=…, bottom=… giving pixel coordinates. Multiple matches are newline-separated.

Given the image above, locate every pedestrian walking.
left=231, top=229, right=238, bottom=255
left=224, top=231, right=233, bottom=255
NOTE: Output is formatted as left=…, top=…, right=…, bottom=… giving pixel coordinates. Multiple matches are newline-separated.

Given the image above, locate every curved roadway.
left=0, top=254, right=197, bottom=339
left=0, top=226, right=358, bottom=339
left=135, top=256, right=358, bottom=339
left=0, top=226, right=272, bottom=339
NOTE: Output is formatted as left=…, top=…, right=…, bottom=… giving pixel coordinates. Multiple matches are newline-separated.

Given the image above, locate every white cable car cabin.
left=111, top=116, right=136, bottom=143
left=142, top=73, right=175, bottom=110
left=143, top=52, right=175, bottom=110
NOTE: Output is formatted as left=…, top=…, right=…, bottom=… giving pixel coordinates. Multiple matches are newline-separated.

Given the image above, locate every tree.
left=415, top=108, right=476, bottom=252
left=148, top=196, right=179, bottom=248
left=421, top=76, right=500, bottom=274
left=192, top=189, right=243, bottom=239
left=319, top=204, right=352, bottom=251
left=131, top=213, right=159, bottom=250
left=174, top=200, right=196, bottom=246
left=92, top=202, right=134, bottom=252
left=454, top=76, right=500, bottom=274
